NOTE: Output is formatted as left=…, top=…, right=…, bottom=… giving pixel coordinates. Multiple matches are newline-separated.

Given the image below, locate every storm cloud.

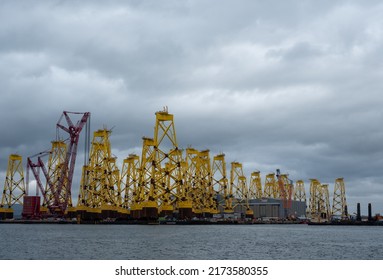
left=1, top=0, right=382, bottom=215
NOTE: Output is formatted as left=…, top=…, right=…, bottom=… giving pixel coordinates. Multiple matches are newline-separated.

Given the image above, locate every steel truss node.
left=0, top=154, right=26, bottom=219
left=332, top=178, right=348, bottom=219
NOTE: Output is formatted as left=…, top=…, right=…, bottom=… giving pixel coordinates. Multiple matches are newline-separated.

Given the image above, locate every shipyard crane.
left=27, top=150, right=52, bottom=203
left=27, top=111, right=90, bottom=216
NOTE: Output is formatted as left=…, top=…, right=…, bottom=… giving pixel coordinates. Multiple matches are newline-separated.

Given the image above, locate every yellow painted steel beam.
left=1, top=154, right=26, bottom=209
left=332, top=177, right=348, bottom=219
left=249, top=171, right=262, bottom=199
left=294, top=180, right=306, bottom=203
left=212, top=153, right=230, bottom=213
left=264, top=173, right=276, bottom=198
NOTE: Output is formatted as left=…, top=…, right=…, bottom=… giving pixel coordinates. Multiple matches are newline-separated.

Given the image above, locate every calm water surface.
left=0, top=224, right=382, bottom=259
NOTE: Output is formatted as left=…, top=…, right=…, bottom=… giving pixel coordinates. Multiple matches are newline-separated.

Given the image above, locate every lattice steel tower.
left=248, top=171, right=262, bottom=199
left=319, top=184, right=330, bottom=220
left=309, top=179, right=330, bottom=221
left=0, top=154, right=26, bottom=219
left=41, top=141, right=68, bottom=215
left=154, top=110, right=186, bottom=218
left=212, top=153, right=230, bottom=213
left=263, top=173, right=276, bottom=198
left=294, top=180, right=306, bottom=203
left=308, top=179, right=321, bottom=219
left=76, top=129, right=120, bottom=219
left=199, top=150, right=214, bottom=216
left=119, top=154, right=140, bottom=218
left=183, top=148, right=200, bottom=218
left=331, top=178, right=348, bottom=219
left=229, top=162, right=253, bottom=218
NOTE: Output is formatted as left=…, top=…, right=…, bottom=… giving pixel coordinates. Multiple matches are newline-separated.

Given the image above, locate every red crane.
left=276, top=169, right=293, bottom=218
left=27, top=111, right=90, bottom=216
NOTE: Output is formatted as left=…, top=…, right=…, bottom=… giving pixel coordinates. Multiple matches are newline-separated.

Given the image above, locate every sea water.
left=0, top=224, right=382, bottom=259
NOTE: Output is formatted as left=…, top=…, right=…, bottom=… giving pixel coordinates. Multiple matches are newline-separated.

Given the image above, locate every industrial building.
left=232, top=198, right=306, bottom=219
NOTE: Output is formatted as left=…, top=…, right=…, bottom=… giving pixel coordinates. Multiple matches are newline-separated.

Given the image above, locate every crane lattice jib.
left=27, top=152, right=51, bottom=199
left=28, top=111, right=90, bottom=215
left=277, top=173, right=293, bottom=211
left=55, top=111, right=90, bottom=213
left=42, top=141, right=68, bottom=210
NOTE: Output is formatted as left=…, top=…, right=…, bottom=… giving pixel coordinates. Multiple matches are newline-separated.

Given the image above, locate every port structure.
left=331, top=178, right=348, bottom=219
left=40, top=141, right=69, bottom=216
left=157, top=115, right=186, bottom=218
left=293, top=180, right=306, bottom=203
left=0, top=154, right=26, bottom=219
left=308, top=179, right=321, bottom=219
left=95, top=129, right=120, bottom=217
left=136, top=137, right=157, bottom=219
left=276, top=169, right=294, bottom=217
left=26, top=111, right=90, bottom=217
left=184, top=147, right=200, bottom=216
left=308, top=178, right=348, bottom=221
left=76, top=165, right=91, bottom=216
left=160, top=147, right=184, bottom=217
left=212, top=153, right=231, bottom=214
left=76, top=129, right=120, bottom=220
left=228, top=162, right=253, bottom=218
left=119, top=154, right=140, bottom=219
left=186, top=149, right=214, bottom=217
left=263, top=173, right=276, bottom=198
left=308, top=179, right=331, bottom=221
left=248, top=171, right=263, bottom=199
left=2, top=108, right=352, bottom=222
left=136, top=109, right=189, bottom=220
left=198, top=150, right=215, bottom=217
left=319, top=184, right=331, bottom=220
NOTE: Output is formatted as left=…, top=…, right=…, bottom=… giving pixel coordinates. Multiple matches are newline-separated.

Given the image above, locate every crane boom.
left=56, top=111, right=90, bottom=213
left=26, top=111, right=90, bottom=216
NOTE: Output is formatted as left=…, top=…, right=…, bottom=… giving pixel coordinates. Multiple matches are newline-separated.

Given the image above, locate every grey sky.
left=1, top=0, right=382, bottom=215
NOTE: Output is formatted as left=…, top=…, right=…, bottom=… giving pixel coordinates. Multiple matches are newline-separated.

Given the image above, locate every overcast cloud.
left=1, top=0, right=382, bottom=215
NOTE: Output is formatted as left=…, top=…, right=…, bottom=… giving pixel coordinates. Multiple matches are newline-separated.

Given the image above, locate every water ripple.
left=0, top=224, right=382, bottom=259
